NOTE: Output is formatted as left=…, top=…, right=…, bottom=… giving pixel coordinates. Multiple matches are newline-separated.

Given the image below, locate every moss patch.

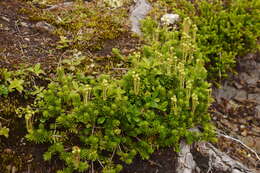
left=21, top=0, right=130, bottom=51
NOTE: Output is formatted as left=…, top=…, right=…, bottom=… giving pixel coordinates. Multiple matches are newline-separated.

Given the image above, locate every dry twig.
left=217, top=131, right=260, bottom=162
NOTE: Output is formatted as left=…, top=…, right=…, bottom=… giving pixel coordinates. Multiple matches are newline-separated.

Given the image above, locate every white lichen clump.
left=104, top=0, right=123, bottom=8
left=161, top=13, right=180, bottom=26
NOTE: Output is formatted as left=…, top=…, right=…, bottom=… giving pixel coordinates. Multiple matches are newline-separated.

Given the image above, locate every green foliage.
left=0, top=63, right=45, bottom=96
left=0, top=64, right=46, bottom=138
left=0, top=68, right=25, bottom=95
left=154, top=0, right=260, bottom=80
left=0, top=68, right=24, bottom=135
left=8, top=78, right=24, bottom=93
left=104, top=0, right=124, bottom=8
left=0, top=125, right=9, bottom=138
left=0, top=84, right=8, bottom=97
left=26, top=18, right=215, bottom=173
left=27, top=63, right=45, bottom=76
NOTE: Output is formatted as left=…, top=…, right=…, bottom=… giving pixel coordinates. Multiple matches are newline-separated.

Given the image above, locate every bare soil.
left=212, top=52, right=260, bottom=171
left=0, top=0, right=63, bottom=70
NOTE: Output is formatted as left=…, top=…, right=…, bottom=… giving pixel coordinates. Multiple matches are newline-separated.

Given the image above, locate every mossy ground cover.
left=20, top=0, right=131, bottom=51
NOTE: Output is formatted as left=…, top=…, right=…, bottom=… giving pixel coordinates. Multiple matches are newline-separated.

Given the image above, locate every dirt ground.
left=0, top=0, right=259, bottom=173
left=0, top=0, right=141, bottom=71
left=212, top=52, right=260, bottom=171
left=0, top=0, right=63, bottom=70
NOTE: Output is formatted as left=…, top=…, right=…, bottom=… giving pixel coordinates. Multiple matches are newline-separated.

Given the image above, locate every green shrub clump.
left=25, top=18, right=215, bottom=173
left=158, top=0, right=259, bottom=80
left=0, top=64, right=45, bottom=138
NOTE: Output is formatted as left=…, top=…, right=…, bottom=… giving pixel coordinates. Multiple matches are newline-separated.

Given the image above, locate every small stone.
left=35, top=21, right=55, bottom=32
left=161, top=13, right=180, bottom=25
left=240, top=124, right=246, bottom=129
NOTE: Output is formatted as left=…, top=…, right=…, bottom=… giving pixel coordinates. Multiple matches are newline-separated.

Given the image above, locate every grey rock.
left=161, top=13, right=180, bottom=25
left=129, top=0, right=151, bottom=35
left=35, top=21, right=55, bottom=32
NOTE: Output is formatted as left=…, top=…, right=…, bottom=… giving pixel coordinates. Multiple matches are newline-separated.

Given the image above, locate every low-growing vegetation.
left=149, top=0, right=260, bottom=80
left=0, top=0, right=259, bottom=172
left=20, top=0, right=130, bottom=51
left=20, top=18, right=215, bottom=173
left=0, top=64, right=46, bottom=138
